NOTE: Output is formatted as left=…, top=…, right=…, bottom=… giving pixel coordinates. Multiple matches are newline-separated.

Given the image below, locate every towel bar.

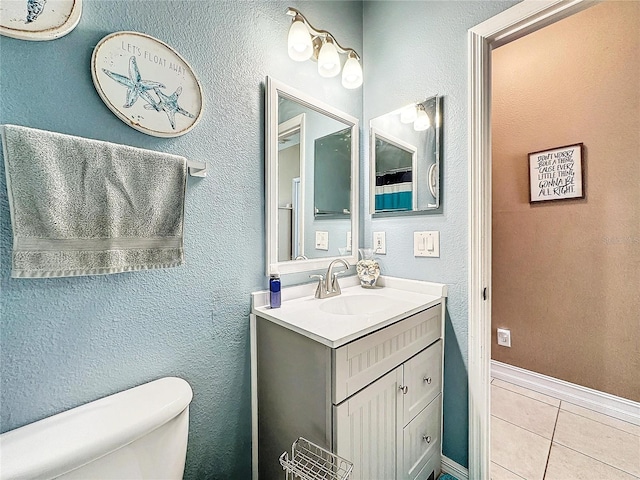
left=187, top=160, right=207, bottom=177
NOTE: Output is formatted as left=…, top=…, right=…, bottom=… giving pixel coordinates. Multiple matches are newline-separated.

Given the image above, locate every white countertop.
left=251, top=276, right=447, bottom=348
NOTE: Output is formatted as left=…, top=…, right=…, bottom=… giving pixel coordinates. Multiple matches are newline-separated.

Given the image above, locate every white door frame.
left=467, top=1, right=596, bottom=477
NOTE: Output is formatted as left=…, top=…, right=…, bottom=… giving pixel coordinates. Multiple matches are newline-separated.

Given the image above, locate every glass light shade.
left=287, top=20, right=313, bottom=61
left=413, top=109, right=431, bottom=131
left=318, top=40, right=341, bottom=78
left=342, top=56, right=363, bottom=89
left=400, top=104, right=417, bottom=124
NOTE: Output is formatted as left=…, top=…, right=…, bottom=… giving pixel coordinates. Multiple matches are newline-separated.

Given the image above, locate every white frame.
left=369, top=127, right=418, bottom=214
left=266, top=77, right=359, bottom=275
left=467, top=0, right=596, bottom=477
left=278, top=114, right=306, bottom=260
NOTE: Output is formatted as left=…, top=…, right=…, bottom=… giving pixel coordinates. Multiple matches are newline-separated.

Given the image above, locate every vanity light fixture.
left=286, top=7, right=363, bottom=89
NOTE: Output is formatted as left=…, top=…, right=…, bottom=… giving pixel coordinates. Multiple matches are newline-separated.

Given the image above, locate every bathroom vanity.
left=250, top=276, right=447, bottom=480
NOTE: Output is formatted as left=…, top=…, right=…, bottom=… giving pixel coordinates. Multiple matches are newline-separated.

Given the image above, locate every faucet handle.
left=310, top=274, right=325, bottom=298
left=331, top=272, right=343, bottom=295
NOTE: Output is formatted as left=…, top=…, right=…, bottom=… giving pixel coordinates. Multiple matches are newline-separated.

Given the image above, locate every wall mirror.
left=266, top=77, right=359, bottom=275
left=369, top=95, right=441, bottom=215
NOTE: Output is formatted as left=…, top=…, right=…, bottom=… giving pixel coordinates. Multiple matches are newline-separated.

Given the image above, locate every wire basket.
left=279, top=437, right=353, bottom=480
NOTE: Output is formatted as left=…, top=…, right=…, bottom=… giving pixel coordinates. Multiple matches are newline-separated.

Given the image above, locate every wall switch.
left=497, top=328, right=511, bottom=347
left=315, top=231, right=329, bottom=250
left=414, top=231, right=440, bottom=257
left=373, top=231, right=386, bottom=254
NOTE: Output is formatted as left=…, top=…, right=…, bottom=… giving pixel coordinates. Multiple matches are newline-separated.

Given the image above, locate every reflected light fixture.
left=286, top=7, right=363, bottom=89
left=413, top=104, right=431, bottom=131
left=400, top=104, right=417, bottom=124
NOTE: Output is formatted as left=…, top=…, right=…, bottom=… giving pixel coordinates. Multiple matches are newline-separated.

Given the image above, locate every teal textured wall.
left=0, top=1, right=362, bottom=478
left=362, top=0, right=518, bottom=467
left=1, top=0, right=526, bottom=474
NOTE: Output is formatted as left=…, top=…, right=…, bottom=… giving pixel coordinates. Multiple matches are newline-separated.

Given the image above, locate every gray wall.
left=0, top=1, right=362, bottom=479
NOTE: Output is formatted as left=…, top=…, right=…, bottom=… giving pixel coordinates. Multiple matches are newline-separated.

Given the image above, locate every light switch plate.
left=373, top=231, right=386, bottom=254
left=414, top=231, right=440, bottom=257
left=315, top=231, right=329, bottom=250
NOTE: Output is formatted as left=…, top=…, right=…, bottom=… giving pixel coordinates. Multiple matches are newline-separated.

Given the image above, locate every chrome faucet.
left=310, top=258, right=350, bottom=299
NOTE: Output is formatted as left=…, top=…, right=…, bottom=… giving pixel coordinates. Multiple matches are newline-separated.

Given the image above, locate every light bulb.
left=414, top=108, right=431, bottom=131
left=400, top=104, right=417, bottom=124
left=287, top=19, right=313, bottom=61
left=318, top=39, right=340, bottom=78
left=342, top=56, right=363, bottom=89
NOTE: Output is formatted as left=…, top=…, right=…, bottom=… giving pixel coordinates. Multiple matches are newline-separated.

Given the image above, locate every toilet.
left=0, top=377, right=193, bottom=480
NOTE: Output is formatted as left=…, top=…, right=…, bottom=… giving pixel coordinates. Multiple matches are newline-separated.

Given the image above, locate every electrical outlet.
left=497, top=328, right=511, bottom=347
left=373, top=231, right=386, bottom=254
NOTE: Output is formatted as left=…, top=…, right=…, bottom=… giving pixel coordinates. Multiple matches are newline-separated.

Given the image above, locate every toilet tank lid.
left=0, top=377, right=193, bottom=480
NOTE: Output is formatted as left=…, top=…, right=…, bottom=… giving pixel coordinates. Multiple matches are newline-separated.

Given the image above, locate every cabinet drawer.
left=413, top=452, right=441, bottom=480
left=333, top=304, right=442, bottom=404
left=403, top=394, right=441, bottom=480
left=403, top=339, right=443, bottom=425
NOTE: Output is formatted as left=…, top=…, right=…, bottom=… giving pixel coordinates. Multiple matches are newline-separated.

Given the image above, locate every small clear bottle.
left=269, top=266, right=281, bottom=309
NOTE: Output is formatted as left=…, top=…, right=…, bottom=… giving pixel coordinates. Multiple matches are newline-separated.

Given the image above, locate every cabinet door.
left=334, top=367, right=402, bottom=480
left=403, top=340, right=443, bottom=425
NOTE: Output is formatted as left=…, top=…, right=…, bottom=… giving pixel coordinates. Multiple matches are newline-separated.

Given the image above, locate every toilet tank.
left=0, top=377, right=193, bottom=480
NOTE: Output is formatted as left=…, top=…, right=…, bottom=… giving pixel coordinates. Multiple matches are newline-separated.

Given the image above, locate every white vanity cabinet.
left=252, top=296, right=444, bottom=480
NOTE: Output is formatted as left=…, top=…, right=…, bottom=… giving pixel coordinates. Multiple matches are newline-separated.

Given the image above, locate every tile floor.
left=490, top=378, right=640, bottom=480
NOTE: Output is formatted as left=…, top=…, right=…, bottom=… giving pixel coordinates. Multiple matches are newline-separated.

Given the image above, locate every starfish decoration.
left=102, top=56, right=165, bottom=108
left=26, top=0, right=47, bottom=23
left=146, top=86, right=195, bottom=130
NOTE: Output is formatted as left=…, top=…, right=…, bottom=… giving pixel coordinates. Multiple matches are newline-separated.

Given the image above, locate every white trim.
left=265, top=77, right=360, bottom=276
left=492, top=360, right=640, bottom=426
left=250, top=314, right=258, bottom=480
left=441, top=455, right=469, bottom=480
left=467, top=1, right=597, bottom=478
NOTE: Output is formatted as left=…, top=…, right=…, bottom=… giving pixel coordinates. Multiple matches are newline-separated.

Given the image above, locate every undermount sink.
left=319, top=294, right=392, bottom=316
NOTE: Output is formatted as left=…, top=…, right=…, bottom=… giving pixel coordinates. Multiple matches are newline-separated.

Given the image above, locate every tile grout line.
left=558, top=403, right=640, bottom=438
left=490, top=414, right=553, bottom=444
left=541, top=401, right=561, bottom=479
left=491, top=461, right=527, bottom=480
left=550, top=441, right=640, bottom=479
left=492, top=382, right=560, bottom=408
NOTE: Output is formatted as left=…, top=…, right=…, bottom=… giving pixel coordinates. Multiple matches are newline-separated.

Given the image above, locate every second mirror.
left=369, top=95, right=441, bottom=215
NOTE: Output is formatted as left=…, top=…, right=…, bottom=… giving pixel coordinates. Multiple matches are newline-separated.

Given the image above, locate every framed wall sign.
left=528, top=143, right=584, bottom=203
left=91, top=31, right=203, bottom=138
left=0, top=0, right=82, bottom=41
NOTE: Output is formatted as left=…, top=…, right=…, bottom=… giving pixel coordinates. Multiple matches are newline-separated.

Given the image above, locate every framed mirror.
left=369, top=95, right=441, bottom=215
left=266, top=77, right=359, bottom=275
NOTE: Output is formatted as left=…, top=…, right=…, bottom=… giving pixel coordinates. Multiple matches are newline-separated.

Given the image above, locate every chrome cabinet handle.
left=423, top=376, right=432, bottom=384
left=423, top=435, right=432, bottom=444
left=399, top=385, right=408, bottom=394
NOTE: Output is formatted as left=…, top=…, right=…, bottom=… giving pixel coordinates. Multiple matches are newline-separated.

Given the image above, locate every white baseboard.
left=441, top=455, right=469, bottom=480
left=491, top=360, right=640, bottom=426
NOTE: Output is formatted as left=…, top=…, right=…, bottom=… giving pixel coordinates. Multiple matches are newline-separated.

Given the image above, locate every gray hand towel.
left=1, top=125, right=187, bottom=278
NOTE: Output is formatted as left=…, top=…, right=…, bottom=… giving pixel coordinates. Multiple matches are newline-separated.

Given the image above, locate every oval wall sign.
left=91, top=31, right=203, bottom=138
left=0, top=0, right=82, bottom=41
